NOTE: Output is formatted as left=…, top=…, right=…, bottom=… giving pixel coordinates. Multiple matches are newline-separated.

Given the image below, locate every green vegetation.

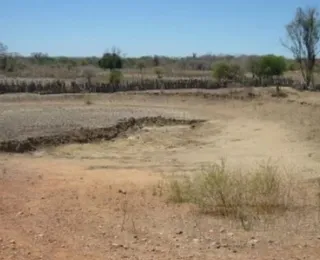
left=154, top=67, right=164, bottom=79
left=98, top=51, right=123, bottom=71
left=109, top=70, right=123, bottom=85
left=137, top=61, right=146, bottom=80
left=248, top=55, right=286, bottom=80
left=212, top=62, right=243, bottom=84
left=0, top=5, right=320, bottom=90
left=97, top=49, right=124, bottom=85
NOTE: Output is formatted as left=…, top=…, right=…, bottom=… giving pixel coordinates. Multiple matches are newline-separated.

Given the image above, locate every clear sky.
left=1, top=0, right=319, bottom=57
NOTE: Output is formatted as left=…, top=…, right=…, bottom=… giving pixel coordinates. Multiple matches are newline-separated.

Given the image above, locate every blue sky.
left=1, top=0, right=319, bottom=57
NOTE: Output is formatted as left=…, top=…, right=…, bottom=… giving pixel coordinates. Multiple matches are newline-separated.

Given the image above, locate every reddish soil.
left=2, top=90, right=320, bottom=259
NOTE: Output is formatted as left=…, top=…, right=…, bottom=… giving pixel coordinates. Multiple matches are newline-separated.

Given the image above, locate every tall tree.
left=0, top=42, right=7, bottom=54
left=153, top=55, right=160, bottom=67
left=137, top=61, right=146, bottom=81
left=283, top=7, right=320, bottom=89
left=0, top=42, right=8, bottom=71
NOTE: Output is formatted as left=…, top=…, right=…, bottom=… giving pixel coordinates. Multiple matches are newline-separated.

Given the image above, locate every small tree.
left=82, top=67, right=97, bottom=92
left=282, top=7, right=320, bottom=89
left=248, top=55, right=286, bottom=86
left=137, top=61, right=146, bottom=81
left=212, top=62, right=230, bottom=83
left=98, top=48, right=123, bottom=71
left=248, top=57, right=264, bottom=81
left=212, top=62, right=242, bottom=86
left=153, top=55, right=160, bottom=67
left=0, top=42, right=7, bottom=55
left=31, top=52, right=49, bottom=65
left=98, top=48, right=123, bottom=87
left=0, top=42, right=8, bottom=71
left=259, top=55, right=286, bottom=91
left=228, top=63, right=243, bottom=81
left=259, top=55, right=287, bottom=77
left=154, top=67, right=163, bottom=79
left=109, top=70, right=123, bottom=85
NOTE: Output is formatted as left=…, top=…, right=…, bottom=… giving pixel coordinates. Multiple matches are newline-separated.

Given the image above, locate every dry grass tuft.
left=271, top=87, right=289, bottom=98
left=84, top=93, right=94, bottom=105
left=167, top=160, right=297, bottom=230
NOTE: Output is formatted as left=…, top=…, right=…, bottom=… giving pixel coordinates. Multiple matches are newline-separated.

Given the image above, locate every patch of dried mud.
left=0, top=117, right=205, bottom=153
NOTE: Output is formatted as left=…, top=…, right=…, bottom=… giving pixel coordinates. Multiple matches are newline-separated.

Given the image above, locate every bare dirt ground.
left=2, top=88, right=320, bottom=259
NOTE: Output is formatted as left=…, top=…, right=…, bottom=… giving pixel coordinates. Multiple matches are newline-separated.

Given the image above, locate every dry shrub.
left=270, top=86, right=288, bottom=98
left=167, top=160, right=295, bottom=230
left=84, top=93, right=93, bottom=105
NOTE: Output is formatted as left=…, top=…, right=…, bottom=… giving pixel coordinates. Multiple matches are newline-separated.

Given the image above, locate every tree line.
left=1, top=6, right=320, bottom=90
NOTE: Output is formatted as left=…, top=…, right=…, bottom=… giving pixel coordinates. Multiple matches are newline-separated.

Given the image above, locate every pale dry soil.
left=2, top=91, right=320, bottom=259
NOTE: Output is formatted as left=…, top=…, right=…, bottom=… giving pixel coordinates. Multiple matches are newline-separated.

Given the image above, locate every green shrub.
left=109, top=70, right=123, bottom=85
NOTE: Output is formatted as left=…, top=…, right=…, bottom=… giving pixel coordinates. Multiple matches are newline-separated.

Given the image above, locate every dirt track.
left=1, top=89, right=320, bottom=259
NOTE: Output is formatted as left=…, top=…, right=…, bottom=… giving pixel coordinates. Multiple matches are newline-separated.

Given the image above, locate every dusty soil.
left=0, top=101, right=197, bottom=141
left=2, top=88, right=320, bottom=259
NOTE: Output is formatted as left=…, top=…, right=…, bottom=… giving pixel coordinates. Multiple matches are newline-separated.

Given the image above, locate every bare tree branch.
left=282, top=7, right=320, bottom=89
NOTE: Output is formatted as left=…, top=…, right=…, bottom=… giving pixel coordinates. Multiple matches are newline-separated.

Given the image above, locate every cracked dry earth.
left=1, top=92, right=320, bottom=259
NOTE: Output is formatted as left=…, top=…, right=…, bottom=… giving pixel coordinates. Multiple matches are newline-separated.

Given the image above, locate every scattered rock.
left=176, top=230, right=183, bottom=235
left=10, top=240, right=16, bottom=244
left=268, top=239, right=274, bottom=244
left=118, top=189, right=127, bottom=195
left=227, top=232, right=234, bottom=237
left=112, top=243, right=123, bottom=248
left=219, top=228, right=226, bottom=233
left=127, top=136, right=137, bottom=141
left=33, top=151, right=45, bottom=157
left=209, top=229, right=214, bottom=233
left=248, top=239, right=259, bottom=247
left=48, top=238, right=55, bottom=243
left=211, top=242, right=221, bottom=249
left=16, top=211, right=23, bottom=217
left=193, top=238, right=199, bottom=243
